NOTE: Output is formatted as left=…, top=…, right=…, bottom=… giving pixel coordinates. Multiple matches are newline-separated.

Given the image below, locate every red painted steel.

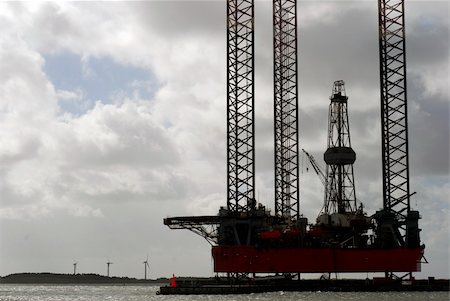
left=212, top=246, right=423, bottom=273
left=259, top=230, right=282, bottom=240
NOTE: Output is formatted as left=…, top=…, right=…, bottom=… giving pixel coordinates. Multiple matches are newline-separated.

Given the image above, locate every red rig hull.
left=212, top=246, right=423, bottom=273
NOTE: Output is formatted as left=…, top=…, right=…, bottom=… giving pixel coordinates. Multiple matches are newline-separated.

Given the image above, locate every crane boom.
left=302, top=149, right=326, bottom=187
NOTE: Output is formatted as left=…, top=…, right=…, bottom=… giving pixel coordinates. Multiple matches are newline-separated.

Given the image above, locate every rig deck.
left=157, top=277, right=450, bottom=295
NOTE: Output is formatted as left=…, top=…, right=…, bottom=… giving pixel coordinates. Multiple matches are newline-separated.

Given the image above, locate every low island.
left=0, top=273, right=169, bottom=285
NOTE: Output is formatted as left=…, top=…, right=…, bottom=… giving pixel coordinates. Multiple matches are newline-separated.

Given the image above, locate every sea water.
left=0, top=284, right=448, bottom=301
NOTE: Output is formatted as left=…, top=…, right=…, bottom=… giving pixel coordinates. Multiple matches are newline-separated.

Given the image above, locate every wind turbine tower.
left=143, top=256, right=150, bottom=280
left=73, top=262, right=77, bottom=275
left=106, top=260, right=113, bottom=277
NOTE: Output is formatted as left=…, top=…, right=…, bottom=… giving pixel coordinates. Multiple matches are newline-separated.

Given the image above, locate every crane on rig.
left=302, top=149, right=327, bottom=188
left=164, top=0, right=423, bottom=279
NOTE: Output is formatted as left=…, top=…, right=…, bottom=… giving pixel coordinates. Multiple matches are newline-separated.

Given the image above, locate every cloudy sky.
left=0, top=1, right=448, bottom=279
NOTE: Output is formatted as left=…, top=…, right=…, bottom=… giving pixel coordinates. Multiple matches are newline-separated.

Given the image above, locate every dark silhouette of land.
left=0, top=273, right=169, bottom=284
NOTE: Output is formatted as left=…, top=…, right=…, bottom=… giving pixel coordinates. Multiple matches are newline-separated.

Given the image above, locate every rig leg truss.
left=378, top=0, right=416, bottom=247
left=273, top=0, right=299, bottom=220
left=227, top=0, right=255, bottom=213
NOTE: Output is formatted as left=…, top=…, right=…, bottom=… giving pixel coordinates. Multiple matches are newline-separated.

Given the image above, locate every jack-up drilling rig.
left=164, top=0, right=424, bottom=277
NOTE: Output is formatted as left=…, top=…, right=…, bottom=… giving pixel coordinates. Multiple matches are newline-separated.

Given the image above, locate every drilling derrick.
left=273, top=0, right=299, bottom=221
left=322, top=81, right=357, bottom=216
left=315, top=81, right=369, bottom=248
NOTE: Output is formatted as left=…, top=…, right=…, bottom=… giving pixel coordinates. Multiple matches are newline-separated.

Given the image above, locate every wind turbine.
left=73, top=262, right=77, bottom=275
left=106, top=259, right=113, bottom=277
left=143, top=255, right=150, bottom=280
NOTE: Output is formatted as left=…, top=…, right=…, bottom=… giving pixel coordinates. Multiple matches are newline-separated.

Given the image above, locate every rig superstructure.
left=164, top=0, right=424, bottom=279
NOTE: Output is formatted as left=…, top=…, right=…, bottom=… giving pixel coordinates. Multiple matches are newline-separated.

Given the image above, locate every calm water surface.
left=0, top=285, right=448, bottom=301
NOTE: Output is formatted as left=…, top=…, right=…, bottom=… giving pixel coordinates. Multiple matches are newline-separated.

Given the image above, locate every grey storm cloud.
left=409, top=77, right=449, bottom=176
left=129, top=1, right=225, bottom=38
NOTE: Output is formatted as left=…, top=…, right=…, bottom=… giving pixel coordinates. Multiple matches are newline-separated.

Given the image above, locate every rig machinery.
left=164, top=0, right=424, bottom=277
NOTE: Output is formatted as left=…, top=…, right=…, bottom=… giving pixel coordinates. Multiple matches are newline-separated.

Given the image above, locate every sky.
left=0, top=1, right=448, bottom=280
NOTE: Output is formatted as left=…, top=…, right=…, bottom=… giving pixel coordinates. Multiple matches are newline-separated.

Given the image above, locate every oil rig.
left=163, top=0, right=424, bottom=285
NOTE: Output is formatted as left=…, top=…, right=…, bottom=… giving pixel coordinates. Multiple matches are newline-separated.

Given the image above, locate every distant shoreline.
left=0, top=273, right=170, bottom=285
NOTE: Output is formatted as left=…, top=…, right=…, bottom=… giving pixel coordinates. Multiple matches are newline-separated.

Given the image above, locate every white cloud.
left=56, top=89, right=83, bottom=101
